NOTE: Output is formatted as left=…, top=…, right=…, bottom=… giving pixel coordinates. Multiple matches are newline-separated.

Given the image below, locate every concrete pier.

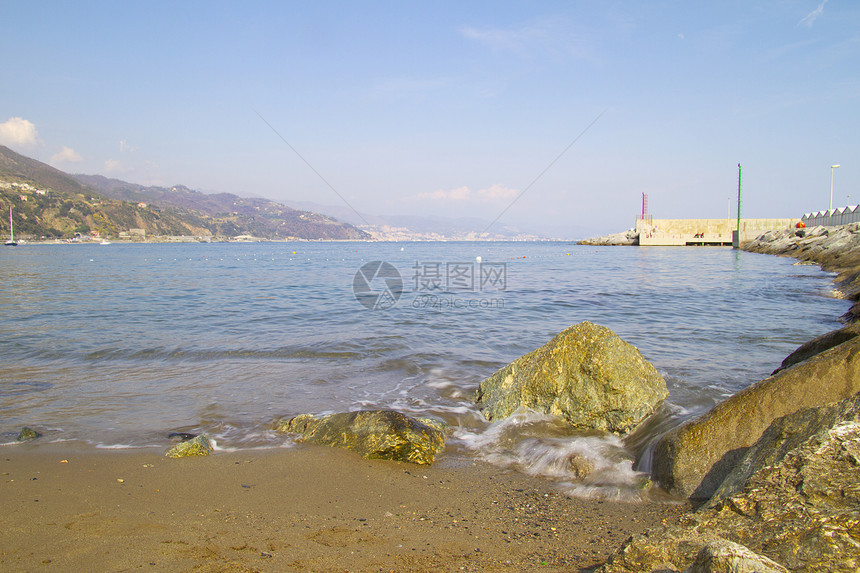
left=636, top=218, right=798, bottom=246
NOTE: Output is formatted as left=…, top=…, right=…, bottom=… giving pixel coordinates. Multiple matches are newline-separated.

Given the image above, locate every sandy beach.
left=1, top=443, right=686, bottom=573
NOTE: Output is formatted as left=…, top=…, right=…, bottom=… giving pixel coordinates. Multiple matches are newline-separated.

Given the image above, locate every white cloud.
left=459, top=18, right=590, bottom=59
left=799, top=0, right=828, bottom=27
left=104, top=159, right=128, bottom=174
left=50, top=146, right=83, bottom=165
left=460, top=25, right=547, bottom=53
left=0, top=117, right=41, bottom=147
left=415, top=186, right=472, bottom=201
left=119, top=139, right=137, bottom=153
left=413, top=184, right=519, bottom=203
left=477, top=184, right=519, bottom=201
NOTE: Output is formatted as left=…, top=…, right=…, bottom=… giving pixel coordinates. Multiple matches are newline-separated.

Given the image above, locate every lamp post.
left=830, top=164, right=840, bottom=210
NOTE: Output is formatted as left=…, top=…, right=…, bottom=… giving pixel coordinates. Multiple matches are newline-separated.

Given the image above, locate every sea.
left=0, top=241, right=849, bottom=498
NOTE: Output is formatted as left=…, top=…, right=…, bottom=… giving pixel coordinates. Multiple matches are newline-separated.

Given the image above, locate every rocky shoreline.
left=578, top=229, right=639, bottom=246
left=743, top=223, right=860, bottom=321
left=595, top=224, right=860, bottom=572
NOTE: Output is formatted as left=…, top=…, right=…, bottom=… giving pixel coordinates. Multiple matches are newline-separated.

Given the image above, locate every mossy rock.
left=277, top=409, right=446, bottom=465
left=653, top=337, right=860, bottom=500
left=476, top=321, right=667, bottom=433
left=16, top=427, right=42, bottom=441
left=165, top=434, right=212, bottom=458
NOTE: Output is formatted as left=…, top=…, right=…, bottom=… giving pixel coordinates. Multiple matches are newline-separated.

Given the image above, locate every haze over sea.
left=0, top=242, right=849, bottom=497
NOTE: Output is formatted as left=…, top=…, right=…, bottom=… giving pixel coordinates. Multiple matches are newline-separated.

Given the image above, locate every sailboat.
left=5, top=206, right=17, bottom=246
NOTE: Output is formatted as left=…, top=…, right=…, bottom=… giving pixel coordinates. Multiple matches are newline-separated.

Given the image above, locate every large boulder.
left=276, top=409, right=446, bottom=465
left=709, top=391, right=860, bottom=505
left=599, top=394, right=860, bottom=572
left=773, top=322, right=860, bottom=374
left=653, top=335, right=860, bottom=500
left=475, top=321, right=667, bottom=433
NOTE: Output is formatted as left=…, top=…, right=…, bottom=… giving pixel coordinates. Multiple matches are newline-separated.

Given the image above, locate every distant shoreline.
left=6, top=237, right=577, bottom=245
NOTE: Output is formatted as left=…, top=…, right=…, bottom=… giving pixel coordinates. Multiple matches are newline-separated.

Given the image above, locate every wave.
left=452, top=408, right=651, bottom=500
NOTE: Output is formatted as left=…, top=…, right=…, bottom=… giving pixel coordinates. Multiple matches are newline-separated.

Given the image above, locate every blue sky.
left=1, top=1, right=857, bottom=238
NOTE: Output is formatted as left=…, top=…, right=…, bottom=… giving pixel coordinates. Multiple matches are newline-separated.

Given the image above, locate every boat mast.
left=9, top=206, right=13, bottom=242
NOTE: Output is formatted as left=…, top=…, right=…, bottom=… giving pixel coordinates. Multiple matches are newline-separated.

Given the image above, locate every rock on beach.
left=652, top=334, right=860, bottom=500
left=682, top=540, right=789, bottom=573
left=773, top=321, right=860, bottom=374
left=708, top=391, right=860, bottom=506
left=475, top=321, right=668, bottom=434
left=165, top=434, right=213, bottom=458
left=276, top=409, right=447, bottom=465
left=15, top=427, right=42, bottom=441
left=600, top=392, right=860, bottom=573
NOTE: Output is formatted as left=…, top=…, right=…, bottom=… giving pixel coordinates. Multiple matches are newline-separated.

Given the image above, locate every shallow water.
left=0, top=242, right=848, bottom=497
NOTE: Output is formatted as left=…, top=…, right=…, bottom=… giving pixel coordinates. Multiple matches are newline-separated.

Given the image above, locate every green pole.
left=736, top=163, right=742, bottom=232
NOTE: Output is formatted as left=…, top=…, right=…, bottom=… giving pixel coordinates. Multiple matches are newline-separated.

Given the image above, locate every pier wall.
left=636, top=218, right=798, bottom=246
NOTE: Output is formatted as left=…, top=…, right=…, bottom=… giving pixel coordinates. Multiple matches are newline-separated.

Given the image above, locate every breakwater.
left=580, top=218, right=798, bottom=246
left=639, top=218, right=798, bottom=246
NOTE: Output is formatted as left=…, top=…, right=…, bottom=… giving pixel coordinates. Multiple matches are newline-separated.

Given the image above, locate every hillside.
left=0, top=145, right=371, bottom=241
left=74, top=174, right=371, bottom=240
left=0, top=147, right=211, bottom=239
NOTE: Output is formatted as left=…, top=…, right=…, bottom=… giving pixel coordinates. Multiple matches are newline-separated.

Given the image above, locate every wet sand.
left=1, top=443, right=686, bottom=572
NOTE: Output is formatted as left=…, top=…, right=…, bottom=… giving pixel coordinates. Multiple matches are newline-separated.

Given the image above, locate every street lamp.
left=830, top=164, right=840, bottom=210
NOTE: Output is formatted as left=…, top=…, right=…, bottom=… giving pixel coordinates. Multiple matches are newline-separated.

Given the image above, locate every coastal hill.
left=0, top=145, right=370, bottom=241
left=73, top=173, right=371, bottom=240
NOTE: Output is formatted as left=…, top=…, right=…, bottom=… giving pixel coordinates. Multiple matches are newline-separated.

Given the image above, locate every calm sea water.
left=0, top=242, right=848, bottom=497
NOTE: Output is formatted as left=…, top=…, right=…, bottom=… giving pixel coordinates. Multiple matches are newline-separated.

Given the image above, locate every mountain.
left=0, top=146, right=209, bottom=239
left=73, top=174, right=371, bottom=241
left=0, top=145, right=370, bottom=240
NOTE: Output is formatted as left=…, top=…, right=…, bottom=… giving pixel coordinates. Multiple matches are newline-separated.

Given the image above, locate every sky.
left=1, top=1, right=857, bottom=238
